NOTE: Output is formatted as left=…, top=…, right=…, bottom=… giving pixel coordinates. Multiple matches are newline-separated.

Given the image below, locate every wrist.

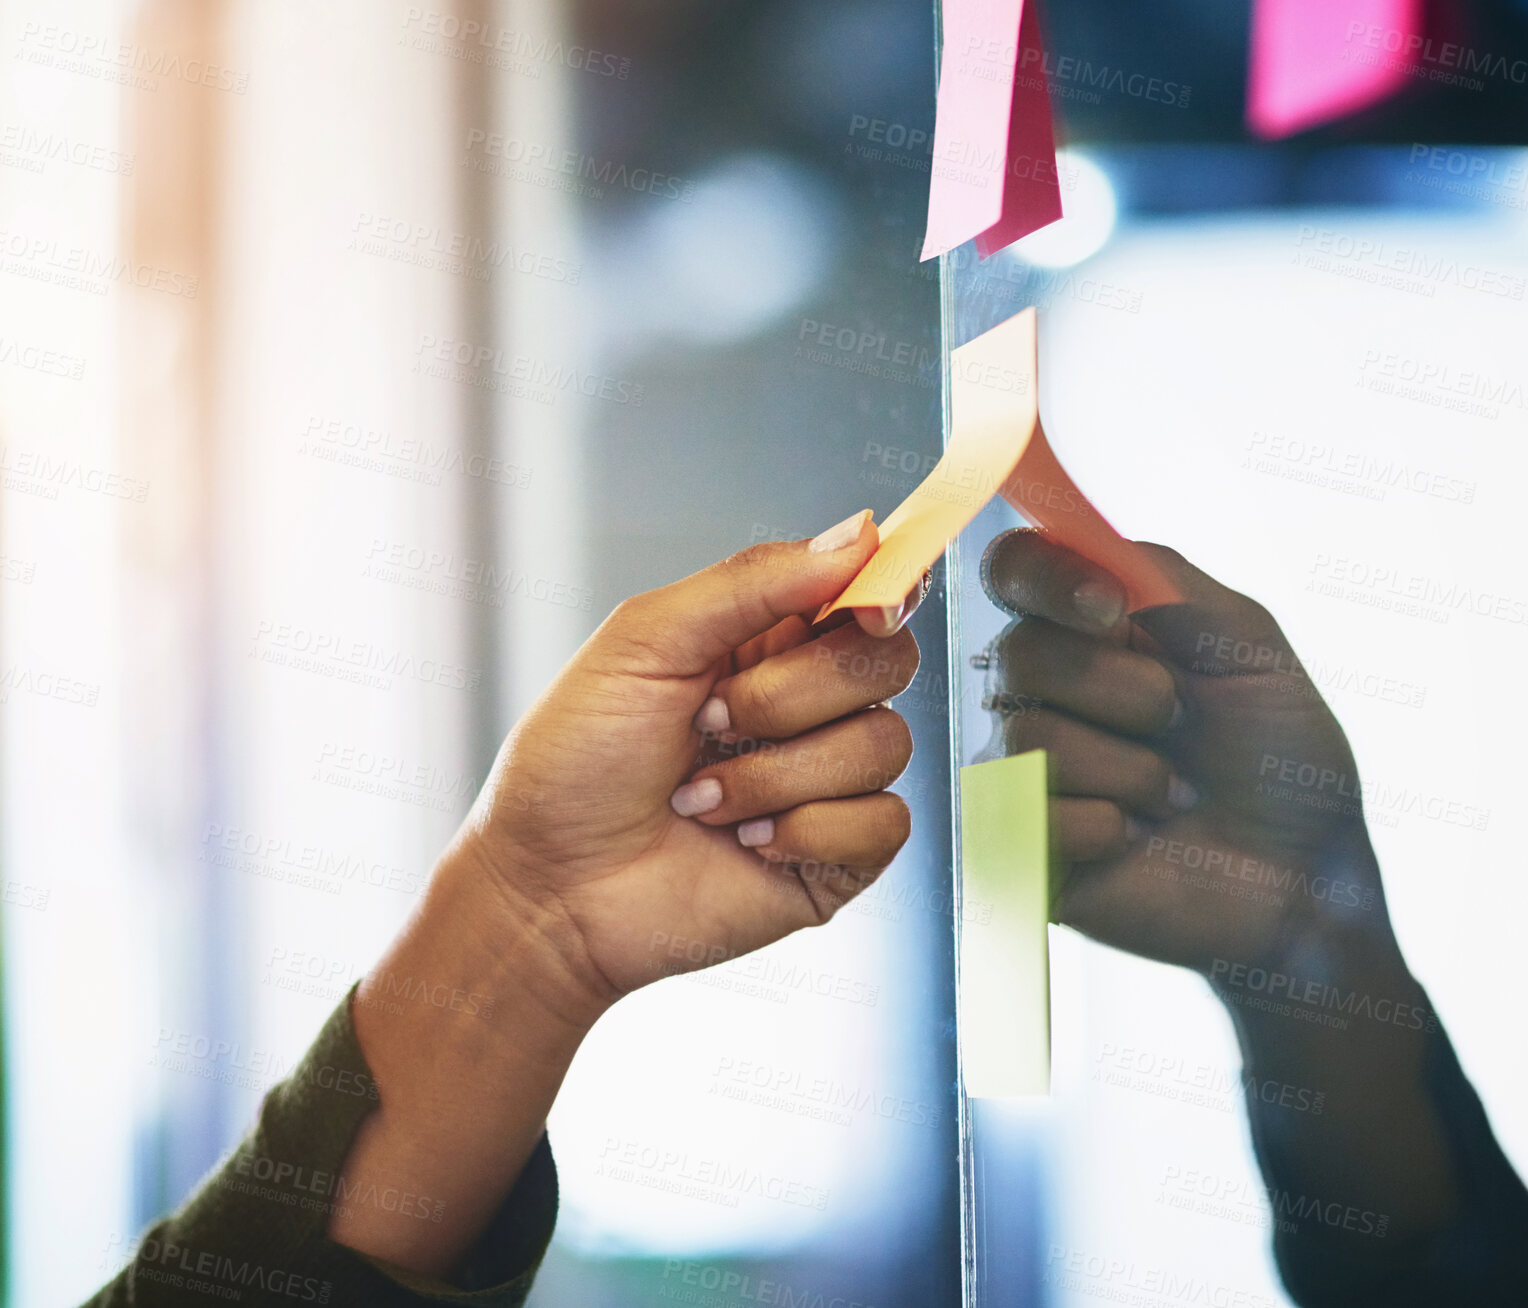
left=413, top=834, right=615, bottom=1047
left=1202, top=831, right=1461, bottom=1244
left=1210, top=924, right=1429, bottom=1036
left=1205, top=820, right=1399, bottom=977
left=1208, top=841, right=1436, bottom=1058
left=1205, top=823, right=1439, bottom=1036
left=334, top=843, right=596, bottom=1274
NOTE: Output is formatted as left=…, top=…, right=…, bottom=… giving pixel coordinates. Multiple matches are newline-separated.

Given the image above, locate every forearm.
left=328, top=840, right=601, bottom=1277
left=87, top=959, right=564, bottom=1307
left=1217, top=919, right=1457, bottom=1240
left=1212, top=834, right=1527, bottom=1302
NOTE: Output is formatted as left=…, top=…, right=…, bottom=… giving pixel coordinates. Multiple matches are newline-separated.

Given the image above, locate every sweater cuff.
left=1269, top=1024, right=1528, bottom=1307
left=88, top=986, right=558, bottom=1307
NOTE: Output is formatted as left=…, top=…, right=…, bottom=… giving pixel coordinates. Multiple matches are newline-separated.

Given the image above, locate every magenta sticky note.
left=1248, top=0, right=1422, bottom=139
left=974, top=0, right=1064, bottom=259
left=922, top=0, right=1063, bottom=261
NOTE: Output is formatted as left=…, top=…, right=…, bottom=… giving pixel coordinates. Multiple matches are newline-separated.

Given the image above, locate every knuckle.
left=1001, top=705, right=1054, bottom=756
left=722, top=586, right=772, bottom=651
left=1097, top=800, right=1129, bottom=850
left=1048, top=798, right=1077, bottom=852
left=803, top=888, right=842, bottom=927
left=1135, top=750, right=1172, bottom=803
left=784, top=802, right=831, bottom=853
left=1140, top=661, right=1178, bottom=726
left=998, top=715, right=1037, bottom=761
left=869, top=708, right=914, bottom=773
left=608, top=591, right=656, bottom=631
left=1241, top=598, right=1280, bottom=635
left=849, top=863, right=889, bottom=898
left=713, top=752, right=763, bottom=805
left=877, top=793, right=913, bottom=855
left=820, top=624, right=920, bottom=703
left=994, top=614, right=1030, bottom=658
left=994, top=617, right=1049, bottom=686
left=601, top=593, right=680, bottom=665
left=729, top=541, right=786, bottom=573
left=884, top=627, right=921, bottom=694
left=1059, top=798, right=1125, bottom=860
left=738, top=668, right=791, bottom=737
left=1137, top=541, right=1184, bottom=569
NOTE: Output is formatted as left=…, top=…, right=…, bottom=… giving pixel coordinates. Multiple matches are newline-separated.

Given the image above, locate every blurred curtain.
left=2, top=1, right=585, bottom=1302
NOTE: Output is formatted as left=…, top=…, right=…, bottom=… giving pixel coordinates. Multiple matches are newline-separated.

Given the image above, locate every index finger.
left=850, top=570, right=932, bottom=638
left=980, top=528, right=1130, bottom=639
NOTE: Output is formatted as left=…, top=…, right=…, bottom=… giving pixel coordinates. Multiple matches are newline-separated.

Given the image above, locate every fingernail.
left=809, top=509, right=871, bottom=554
left=1168, top=697, right=1186, bottom=730
left=901, top=571, right=932, bottom=623
left=737, top=817, right=775, bottom=848
left=670, top=778, right=723, bottom=817
left=877, top=603, right=905, bottom=634
left=694, top=697, right=730, bottom=735
left=1168, top=775, right=1199, bottom=812
left=1073, top=580, right=1126, bottom=630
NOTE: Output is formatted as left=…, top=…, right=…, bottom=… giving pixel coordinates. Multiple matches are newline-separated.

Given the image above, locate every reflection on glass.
left=948, top=145, right=1528, bottom=1307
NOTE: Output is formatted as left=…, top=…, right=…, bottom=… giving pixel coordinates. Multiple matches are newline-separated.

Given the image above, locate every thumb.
left=1130, top=543, right=1298, bottom=676
left=609, top=511, right=880, bottom=677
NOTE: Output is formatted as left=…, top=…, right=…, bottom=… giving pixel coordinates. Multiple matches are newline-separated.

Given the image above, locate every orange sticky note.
left=817, top=309, right=1040, bottom=620
left=820, top=309, right=1181, bottom=620
left=1000, top=423, right=1181, bottom=611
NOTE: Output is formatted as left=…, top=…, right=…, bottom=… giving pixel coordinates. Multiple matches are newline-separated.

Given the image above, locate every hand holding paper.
left=820, top=308, right=1040, bottom=620
left=821, top=307, right=1180, bottom=623
left=975, top=532, right=1374, bottom=976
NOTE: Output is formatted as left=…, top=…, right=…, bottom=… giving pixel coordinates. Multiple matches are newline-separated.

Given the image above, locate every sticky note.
left=1247, top=0, right=1420, bottom=139
left=922, top=0, right=1063, bottom=261
left=973, top=0, right=1065, bottom=260
left=960, top=749, right=1049, bottom=1098
left=819, top=308, right=1181, bottom=620
left=817, top=308, right=1040, bottom=620
left=1000, top=420, right=1182, bottom=612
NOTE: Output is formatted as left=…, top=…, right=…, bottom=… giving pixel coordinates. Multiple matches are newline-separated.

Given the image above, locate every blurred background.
left=1, top=0, right=1525, bottom=1306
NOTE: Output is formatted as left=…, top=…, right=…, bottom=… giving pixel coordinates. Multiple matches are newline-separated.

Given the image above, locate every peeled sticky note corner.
left=819, top=307, right=1181, bottom=621
left=1000, top=419, right=1182, bottom=612
left=922, top=0, right=1062, bottom=261
left=1247, top=0, right=1421, bottom=139
left=960, top=748, right=1049, bottom=1098
left=816, top=307, right=1040, bottom=621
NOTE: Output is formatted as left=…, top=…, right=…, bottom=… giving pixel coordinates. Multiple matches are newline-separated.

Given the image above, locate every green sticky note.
left=959, top=749, right=1050, bottom=1098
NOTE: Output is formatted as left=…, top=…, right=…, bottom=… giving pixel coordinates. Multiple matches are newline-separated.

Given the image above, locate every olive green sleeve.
left=82, top=989, right=558, bottom=1307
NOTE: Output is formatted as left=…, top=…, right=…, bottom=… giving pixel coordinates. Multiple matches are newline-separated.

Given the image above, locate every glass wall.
left=945, top=137, right=1528, bottom=1308
left=3, top=1, right=1525, bottom=1305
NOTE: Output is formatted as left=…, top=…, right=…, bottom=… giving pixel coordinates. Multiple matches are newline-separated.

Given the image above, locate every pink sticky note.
left=975, top=0, right=1064, bottom=259
left=923, top=0, right=1063, bottom=261
left=1248, top=0, right=1422, bottom=139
